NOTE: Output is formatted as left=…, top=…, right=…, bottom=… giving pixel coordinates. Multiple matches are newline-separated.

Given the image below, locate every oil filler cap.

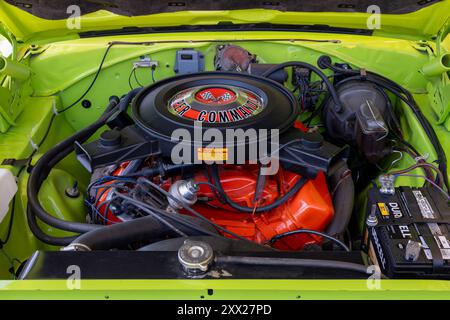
left=178, top=240, right=214, bottom=275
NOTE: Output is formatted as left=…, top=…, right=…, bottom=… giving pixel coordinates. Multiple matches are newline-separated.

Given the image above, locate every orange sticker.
left=197, top=148, right=228, bottom=161
left=377, top=202, right=389, bottom=216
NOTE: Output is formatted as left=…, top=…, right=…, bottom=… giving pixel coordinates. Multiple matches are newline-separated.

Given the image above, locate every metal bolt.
left=65, top=181, right=80, bottom=198
left=366, top=204, right=378, bottom=227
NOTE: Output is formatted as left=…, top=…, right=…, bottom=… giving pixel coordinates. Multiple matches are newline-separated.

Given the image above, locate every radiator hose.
left=66, top=216, right=175, bottom=251
left=66, top=214, right=220, bottom=251
left=326, top=160, right=354, bottom=238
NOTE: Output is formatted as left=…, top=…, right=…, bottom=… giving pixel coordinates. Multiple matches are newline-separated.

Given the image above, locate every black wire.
left=261, top=61, right=343, bottom=112
left=304, top=97, right=328, bottom=127
left=58, top=43, right=114, bottom=113
left=0, top=249, right=22, bottom=279
left=194, top=181, right=221, bottom=191
left=267, top=229, right=350, bottom=252
left=370, top=78, right=449, bottom=190
left=122, top=195, right=188, bottom=237
left=204, top=167, right=227, bottom=204
left=210, top=164, right=308, bottom=213
left=151, top=65, right=156, bottom=83
left=58, top=40, right=162, bottom=113
left=87, top=175, right=136, bottom=196
left=114, top=193, right=222, bottom=239
left=128, top=68, right=135, bottom=90
left=205, top=139, right=309, bottom=213
left=319, top=57, right=449, bottom=191
left=139, top=186, right=167, bottom=208
left=136, top=178, right=261, bottom=244
left=134, top=68, right=144, bottom=87
left=128, top=67, right=147, bottom=90
left=37, top=113, right=57, bottom=148
left=398, top=139, right=421, bottom=160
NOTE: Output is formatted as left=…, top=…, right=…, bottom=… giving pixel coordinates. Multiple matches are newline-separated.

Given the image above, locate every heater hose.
left=26, top=91, right=141, bottom=245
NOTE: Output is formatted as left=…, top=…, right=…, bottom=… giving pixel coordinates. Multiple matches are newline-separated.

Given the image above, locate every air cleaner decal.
left=168, top=85, right=264, bottom=123
left=195, top=87, right=237, bottom=105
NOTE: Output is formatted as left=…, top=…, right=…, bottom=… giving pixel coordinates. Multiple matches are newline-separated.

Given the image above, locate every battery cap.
left=405, top=240, right=422, bottom=262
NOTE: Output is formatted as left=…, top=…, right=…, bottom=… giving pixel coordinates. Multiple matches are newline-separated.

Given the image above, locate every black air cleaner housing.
left=75, top=72, right=347, bottom=177
left=128, top=72, right=298, bottom=164
left=132, top=72, right=298, bottom=138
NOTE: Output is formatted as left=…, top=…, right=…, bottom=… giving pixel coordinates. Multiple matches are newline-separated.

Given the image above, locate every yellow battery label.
left=377, top=202, right=389, bottom=216
left=197, top=148, right=228, bottom=161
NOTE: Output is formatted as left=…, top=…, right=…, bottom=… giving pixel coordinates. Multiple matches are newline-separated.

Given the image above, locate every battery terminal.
left=366, top=204, right=379, bottom=227
left=379, top=174, right=395, bottom=195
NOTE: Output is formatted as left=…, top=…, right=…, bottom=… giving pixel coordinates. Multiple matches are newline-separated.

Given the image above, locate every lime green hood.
left=0, top=0, right=449, bottom=43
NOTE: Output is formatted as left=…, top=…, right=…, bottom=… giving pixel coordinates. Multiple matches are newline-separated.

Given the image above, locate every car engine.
left=22, top=45, right=450, bottom=279
left=77, top=71, right=349, bottom=251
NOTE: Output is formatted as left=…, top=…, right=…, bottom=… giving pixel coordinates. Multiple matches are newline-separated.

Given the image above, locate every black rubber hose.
left=261, top=61, right=343, bottom=112
left=210, top=165, right=308, bottom=213
left=325, top=161, right=354, bottom=238
left=26, top=90, right=142, bottom=245
left=114, top=193, right=221, bottom=238
left=27, top=89, right=142, bottom=237
left=69, top=215, right=174, bottom=251
left=69, top=213, right=220, bottom=251
left=215, top=255, right=370, bottom=275
left=317, top=55, right=450, bottom=192
left=26, top=91, right=142, bottom=244
left=26, top=207, right=77, bottom=246
left=27, top=96, right=121, bottom=235
left=118, top=88, right=142, bottom=112
left=317, top=55, right=411, bottom=97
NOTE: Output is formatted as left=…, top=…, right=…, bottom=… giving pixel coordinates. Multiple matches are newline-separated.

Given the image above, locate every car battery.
left=363, top=186, right=450, bottom=278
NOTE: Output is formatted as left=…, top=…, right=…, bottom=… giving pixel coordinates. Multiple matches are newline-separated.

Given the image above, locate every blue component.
left=174, top=49, right=205, bottom=74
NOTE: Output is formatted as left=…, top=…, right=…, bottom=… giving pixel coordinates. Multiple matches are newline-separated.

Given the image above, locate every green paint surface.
left=0, top=1, right=449, bottom=299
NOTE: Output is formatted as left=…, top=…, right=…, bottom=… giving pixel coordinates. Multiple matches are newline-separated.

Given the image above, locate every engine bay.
left=2, top=40, right=450, bottom=280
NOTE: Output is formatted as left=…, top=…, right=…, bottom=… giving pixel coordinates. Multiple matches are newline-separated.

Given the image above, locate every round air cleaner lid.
left=132, top=72, right=299, bottom=144
left=167, top=85, right=265, bottom=123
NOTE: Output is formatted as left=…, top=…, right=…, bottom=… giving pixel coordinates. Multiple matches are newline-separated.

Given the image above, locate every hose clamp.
left=61, top=243, right=92, bottom=252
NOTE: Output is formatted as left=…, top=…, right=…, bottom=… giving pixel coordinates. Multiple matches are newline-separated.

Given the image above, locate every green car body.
left=0, top=0, right=450, bottom=299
